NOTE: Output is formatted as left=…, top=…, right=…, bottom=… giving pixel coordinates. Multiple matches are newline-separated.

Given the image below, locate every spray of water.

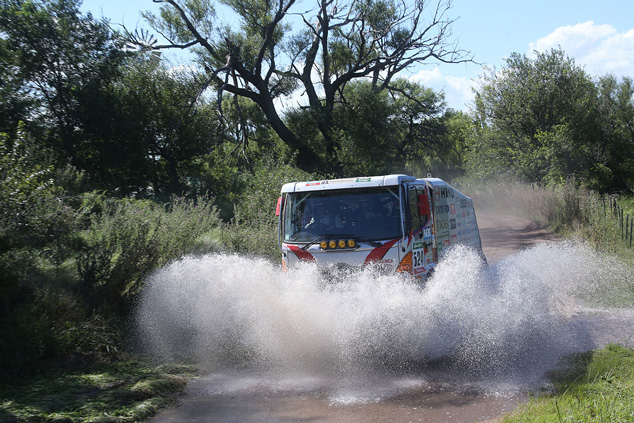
left=134, top=242, right=633, bottom=396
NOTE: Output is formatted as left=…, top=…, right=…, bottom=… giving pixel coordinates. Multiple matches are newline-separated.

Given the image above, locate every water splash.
left=134, top=242, right=632, bottom=392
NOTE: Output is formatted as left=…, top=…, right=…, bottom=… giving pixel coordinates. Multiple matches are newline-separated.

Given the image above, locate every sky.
left=81, top=0, right=634, bottom=111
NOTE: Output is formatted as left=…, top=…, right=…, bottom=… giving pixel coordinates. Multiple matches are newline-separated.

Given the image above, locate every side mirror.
left=275, top=196, right=283, bottom=216
left=417, top=193, right=429, bottom=217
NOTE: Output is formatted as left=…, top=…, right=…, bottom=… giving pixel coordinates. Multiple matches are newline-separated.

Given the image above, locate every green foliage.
left=289, top=78, right=454, bottom=177
left=502, top=344, right=634, bottom=422
left=77, top=195, right=221, bottom=309
left=619, top=194, right=634, bottom=217
left=0, top=359, right=197, bottom=422
left=0, top=0, right=128, bottom=162
left=471, top=48, right=634, bottom=192
left=596, top=75, right=634, bottom=191
left=113, top=57, right=221, bottom=194
left=0, top=128, right=222, bottom=375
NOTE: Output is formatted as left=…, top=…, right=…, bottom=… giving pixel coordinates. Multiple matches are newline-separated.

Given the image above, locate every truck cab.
left=276, top=174, right=483, bottom=278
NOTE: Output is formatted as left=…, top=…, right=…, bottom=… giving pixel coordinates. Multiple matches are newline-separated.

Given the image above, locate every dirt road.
left=477, top=210, right=557, bottom=262
left=148, top=211, right=572, bottom=423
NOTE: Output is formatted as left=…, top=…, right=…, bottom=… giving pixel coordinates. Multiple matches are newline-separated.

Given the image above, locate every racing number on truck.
left=413, top=250, right=424, bottom=268
left=412, top=241, right=426, bottom=272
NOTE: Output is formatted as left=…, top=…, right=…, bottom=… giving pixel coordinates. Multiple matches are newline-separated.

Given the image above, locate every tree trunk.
left=258, top=95, right=323, bottom=171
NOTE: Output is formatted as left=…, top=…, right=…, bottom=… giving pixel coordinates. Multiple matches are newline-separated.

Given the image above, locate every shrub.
left=76, top=195, right=221, bottom=310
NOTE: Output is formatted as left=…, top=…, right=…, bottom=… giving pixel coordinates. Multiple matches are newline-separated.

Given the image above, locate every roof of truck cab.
left=280, top=174, right=416, bottom=193
left=420, top=177, right=448, bottom=188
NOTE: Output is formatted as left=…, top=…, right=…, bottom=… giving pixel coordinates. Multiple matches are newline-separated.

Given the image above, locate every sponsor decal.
left=437, top=220, right=449, bottom=230
left=439, top=187, right=455, bottom=199
left=413, top=241, right=425, bottom=250
left=459, top=199, right=467, bottom=209
left=355, top=178, right=372, bottom=182
left=380, top=259, right=394, bottom=264
left=422, top=227, right=432, bottom=240
left=451, top=234, right=458, bottom=242
left=450, top=219, right=456, bottom=229
left=443, top=239, right=450, bottom=247
left=436, top=204, right=450, bottom=214
left=450, top=204, right=456, bottom=214
left=462, top=211, right=466, bottom=218
left=414, top=267, right=426, bottom=275
left=329, top=178, right=357, bottom=184
left=434, top=191, right=440, bottom=201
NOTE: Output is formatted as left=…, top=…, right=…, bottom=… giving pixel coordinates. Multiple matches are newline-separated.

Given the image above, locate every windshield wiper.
left=300, top=234, right=328, bottom=251
left=356, top=238, right=383, bottom=247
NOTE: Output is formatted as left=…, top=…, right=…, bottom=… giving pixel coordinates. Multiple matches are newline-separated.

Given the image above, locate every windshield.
left=283, top=187, right=401, bottom=242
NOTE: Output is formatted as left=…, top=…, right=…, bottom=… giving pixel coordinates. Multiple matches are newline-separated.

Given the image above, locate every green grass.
left=501, top=344, right=634, bottom=422
left=619, top=194, right=634, bottom=217
left=0, top=360, right=197, bottom=423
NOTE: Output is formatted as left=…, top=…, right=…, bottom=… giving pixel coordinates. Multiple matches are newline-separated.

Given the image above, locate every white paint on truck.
left=276, top=174, right=483, bottom=278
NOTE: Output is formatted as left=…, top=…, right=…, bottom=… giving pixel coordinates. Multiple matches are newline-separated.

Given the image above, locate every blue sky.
left=81, top=0, right=634, bottom=110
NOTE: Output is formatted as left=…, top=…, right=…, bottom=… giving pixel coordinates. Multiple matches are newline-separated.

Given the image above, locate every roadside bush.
left=0, top=131, right=86, bottom=374
left=77, top=195, right=221, bottom=311
left=1, top=130, right=223, bottom=375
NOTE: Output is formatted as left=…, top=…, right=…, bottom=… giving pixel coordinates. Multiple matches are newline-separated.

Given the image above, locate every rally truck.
left=275, top=174, right=484, bottom=278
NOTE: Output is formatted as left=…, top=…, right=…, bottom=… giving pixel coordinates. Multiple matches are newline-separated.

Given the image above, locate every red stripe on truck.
left=288, top=244, right=316, bottom=262
left=364, top=239, right=399, bottom=265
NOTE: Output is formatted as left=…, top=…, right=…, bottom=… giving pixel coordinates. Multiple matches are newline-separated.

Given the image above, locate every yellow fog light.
left=320, top=241, right=328, bottom=250
left=347, top=239, right=356, bottom=248
left=338, top=239, right=346, bottom=249
left=329, top=240, right=337, bottom=249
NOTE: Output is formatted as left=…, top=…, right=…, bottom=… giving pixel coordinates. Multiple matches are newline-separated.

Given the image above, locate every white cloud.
left=529, top=21, right=634, bottom=78
left=408, top=67, right=476, bottom=110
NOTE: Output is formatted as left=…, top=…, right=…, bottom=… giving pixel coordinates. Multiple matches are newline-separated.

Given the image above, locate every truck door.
left=406, top=184, right=434, bottom=277
left=430, top=184, right=453, bottom=260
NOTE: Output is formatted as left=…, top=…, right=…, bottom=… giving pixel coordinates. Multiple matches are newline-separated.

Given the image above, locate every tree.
left=409, top=109, right=472, bottom=180
left=135, top=0, right=469, bottom=171
left=0, top=0, right=128, bottom=167
left=472, top=49, right=609, bottom=188
left=115, top=57, right=220, bottom=193
left=324, top=78, right=446, bottom=175
left=596, top=75, right=634, bottom=191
